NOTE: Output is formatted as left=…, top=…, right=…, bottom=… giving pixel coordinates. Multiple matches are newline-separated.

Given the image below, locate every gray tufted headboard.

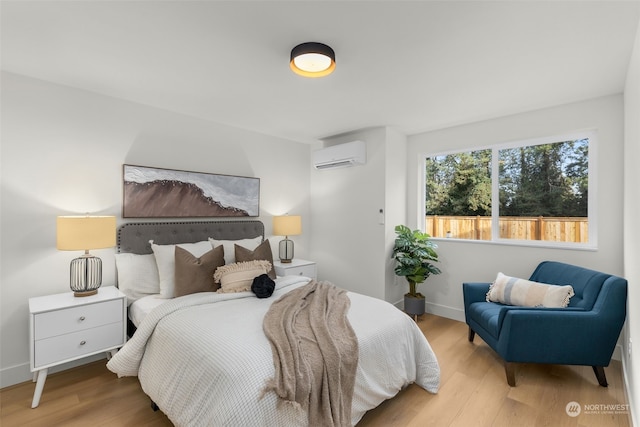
left=117, top=220, right=265, bottom=254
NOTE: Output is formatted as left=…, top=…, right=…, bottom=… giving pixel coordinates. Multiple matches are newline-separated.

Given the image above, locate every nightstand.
left=273, top=259, right=317, bottom=279
left=29, top=286, right=126, bottom=408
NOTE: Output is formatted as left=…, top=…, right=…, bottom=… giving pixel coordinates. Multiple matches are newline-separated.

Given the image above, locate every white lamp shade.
left=57, top=216, right=116, bottom=251
left=273, top=215, right=302, bottom=236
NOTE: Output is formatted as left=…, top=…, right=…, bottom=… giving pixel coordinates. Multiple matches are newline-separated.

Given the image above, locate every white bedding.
left=108, top=276, right=440, bottom=426
left=128, top=294, right=166, bottom=328
left=128, top=278, right=292, bottom=328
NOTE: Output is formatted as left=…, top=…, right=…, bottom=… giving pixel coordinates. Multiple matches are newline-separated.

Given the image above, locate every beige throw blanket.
left=263, top=280, right=358, bottom=427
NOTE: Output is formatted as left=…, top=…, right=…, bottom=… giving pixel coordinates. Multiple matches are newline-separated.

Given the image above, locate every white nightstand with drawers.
left=29, top=286, right=126, bottom=408
left=273, top=259, right=317, bottom=279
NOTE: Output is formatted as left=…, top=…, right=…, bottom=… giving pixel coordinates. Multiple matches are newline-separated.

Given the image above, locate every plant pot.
left=404, top=294, right=425, bottom=318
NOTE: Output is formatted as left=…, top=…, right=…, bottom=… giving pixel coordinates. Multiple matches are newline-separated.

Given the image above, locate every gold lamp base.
left=73, top=289, right=98, bottom=297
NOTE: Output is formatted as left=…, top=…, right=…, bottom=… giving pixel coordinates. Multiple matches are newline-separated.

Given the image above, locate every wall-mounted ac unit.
left=312, top=140, right=366, bottom=170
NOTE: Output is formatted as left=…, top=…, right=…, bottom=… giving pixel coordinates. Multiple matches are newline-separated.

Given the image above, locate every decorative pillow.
left=214, top=260, right=272, bottom=293
left=486, top=272, right=575, bottom=308
left=114, top=253, right=160, bottom=305
left=174, top=245, right=225, bottom=298
left=251, top=273, right=276, bottom=299
left=209, top=237, right=262, bottom=264
left=235, top=239, right=276, bottom=280
left=150, top=240, right=214, bottom=298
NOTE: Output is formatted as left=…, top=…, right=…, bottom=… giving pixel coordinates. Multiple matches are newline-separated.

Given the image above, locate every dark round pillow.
left=251, top=273, right=276, bottom=298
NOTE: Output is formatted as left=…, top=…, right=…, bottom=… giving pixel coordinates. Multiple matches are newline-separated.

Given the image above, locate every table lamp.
left=272, top=215, right=302, bottom=263
left=56, top=215, right=116, bottom=296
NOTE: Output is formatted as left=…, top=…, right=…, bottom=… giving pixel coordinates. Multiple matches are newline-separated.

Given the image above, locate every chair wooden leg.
left=468, top=327, right=475, bottom=342
left=505, top=362, right=516, bottom=387
left=592, top=366, right=608, bottom=387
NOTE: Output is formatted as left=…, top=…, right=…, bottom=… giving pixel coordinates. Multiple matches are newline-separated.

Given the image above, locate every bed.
left=107, top=220, right=440, bottom=426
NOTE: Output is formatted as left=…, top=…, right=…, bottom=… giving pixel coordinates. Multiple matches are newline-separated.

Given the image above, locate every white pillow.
left=209, top=237, right=262, bottom=265
left=486, top=272, right=575, bottom=308
left=150, top=240, right=213, bottom=298
left=114, top=253, right=160, bottom=306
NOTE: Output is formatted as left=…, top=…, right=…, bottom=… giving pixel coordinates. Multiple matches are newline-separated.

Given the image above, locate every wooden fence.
left=425, top=215, right=588, bottom=243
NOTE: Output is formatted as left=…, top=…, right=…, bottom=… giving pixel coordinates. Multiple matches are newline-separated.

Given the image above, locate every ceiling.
left=2, top=1, right=639, bottom=144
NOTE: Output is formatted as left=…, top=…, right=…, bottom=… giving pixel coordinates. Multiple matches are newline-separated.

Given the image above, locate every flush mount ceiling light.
left=290, top=42, right=336, bottom=78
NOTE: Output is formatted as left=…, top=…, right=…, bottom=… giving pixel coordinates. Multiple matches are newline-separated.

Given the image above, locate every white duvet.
left=107, top=276, right=440, bottom=426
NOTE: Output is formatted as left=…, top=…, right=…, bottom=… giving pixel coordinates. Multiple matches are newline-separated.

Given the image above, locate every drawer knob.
left=79, top=316, right=86, bottom=321
left=80, top=340, right=86, bottom=346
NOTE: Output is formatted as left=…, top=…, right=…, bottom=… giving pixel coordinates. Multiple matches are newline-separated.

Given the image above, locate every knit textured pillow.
left=486, top=272, right=574, bottom=308
left=214, top=260, right=272, bottom=293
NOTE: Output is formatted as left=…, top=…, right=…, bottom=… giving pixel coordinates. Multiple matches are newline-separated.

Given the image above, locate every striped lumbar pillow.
left=486, top=272, right=574, bottom=308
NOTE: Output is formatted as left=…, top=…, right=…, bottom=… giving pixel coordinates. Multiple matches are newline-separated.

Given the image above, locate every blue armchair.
left=463, top=261, right=627, bottom=386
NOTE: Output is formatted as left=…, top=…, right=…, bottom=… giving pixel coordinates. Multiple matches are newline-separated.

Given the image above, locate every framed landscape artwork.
left=123, top=164, right=260, bottom=218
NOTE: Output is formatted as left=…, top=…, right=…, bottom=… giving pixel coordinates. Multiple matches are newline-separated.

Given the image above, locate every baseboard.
left=393, top=299, right=465, bottom=323
left=0, top=362, right=31, bottom=389
left=0, top=353, right=107, bottom=389
left=613, top=343, right=623, bottom=362
left=622, top=354, right=637, bottom=427
left=425, top=301, right=465, bottom=322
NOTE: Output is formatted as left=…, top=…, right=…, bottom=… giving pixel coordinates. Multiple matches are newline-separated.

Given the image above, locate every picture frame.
left=122, top=164, right=260, bottom=218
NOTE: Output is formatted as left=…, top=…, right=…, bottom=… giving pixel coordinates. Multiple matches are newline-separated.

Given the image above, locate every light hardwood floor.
left=1, top=314, right=630, bottom=427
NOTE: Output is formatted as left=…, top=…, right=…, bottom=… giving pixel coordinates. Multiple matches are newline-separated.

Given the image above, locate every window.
left=423, top=131, right=594, bottom=247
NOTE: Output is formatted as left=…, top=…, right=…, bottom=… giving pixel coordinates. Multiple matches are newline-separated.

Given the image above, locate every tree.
left=499, top=141, right=587, bottom=217
left=427, top=139, right=588, bottom=218
left=426, top=150, right=491, bottom=216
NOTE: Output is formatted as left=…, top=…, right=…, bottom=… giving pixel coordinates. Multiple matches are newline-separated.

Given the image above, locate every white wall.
left=383, top=127, right=408, bottom=304
left=623, top=17, right=640, bottom=427
left=309, top=128, right=387, bottom=299
left=0, top=72, right=311, bottom=387
left=309, top=127, right=407, bottom=302
left=407, top=95, right=625, bottom=321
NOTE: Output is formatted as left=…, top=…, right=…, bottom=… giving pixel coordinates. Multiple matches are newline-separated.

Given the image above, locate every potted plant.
left=391, top=225, right=441, bottom=319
